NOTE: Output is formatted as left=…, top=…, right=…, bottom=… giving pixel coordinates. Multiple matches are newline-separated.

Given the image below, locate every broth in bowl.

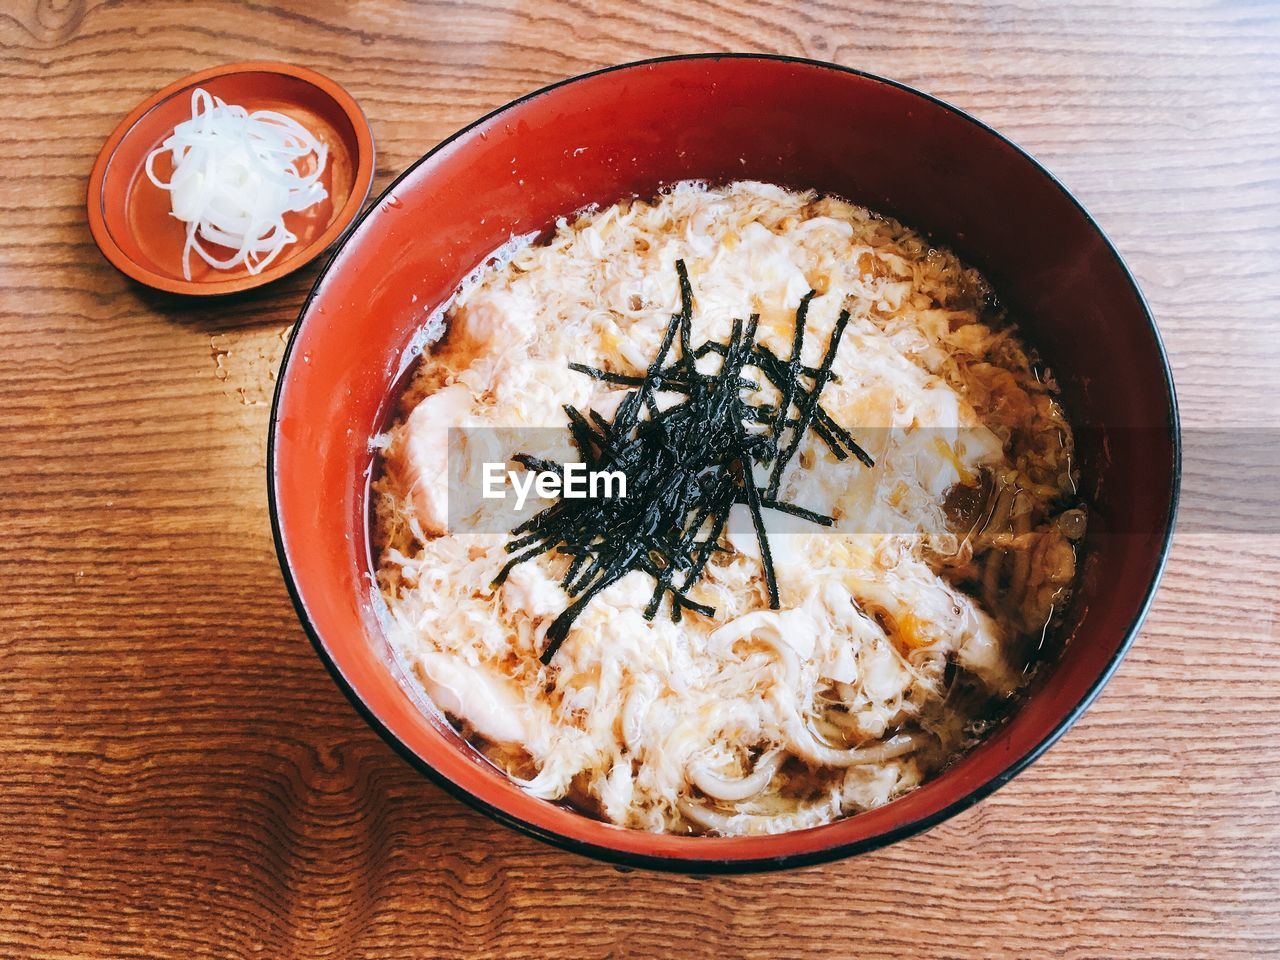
left=370, top=181, right=1083, bottom=836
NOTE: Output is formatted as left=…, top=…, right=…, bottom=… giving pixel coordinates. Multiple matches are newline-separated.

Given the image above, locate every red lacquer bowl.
left=269, top=55, right=1179, bottom=872
left=88, top=62, right=374, bottom=296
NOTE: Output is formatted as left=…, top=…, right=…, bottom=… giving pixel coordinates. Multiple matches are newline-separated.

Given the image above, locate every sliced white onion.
left=145, top=87, right=329, bottom=281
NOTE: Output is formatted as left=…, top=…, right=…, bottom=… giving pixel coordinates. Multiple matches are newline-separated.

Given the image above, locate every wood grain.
left=2, top=0, right=1278, bottom=957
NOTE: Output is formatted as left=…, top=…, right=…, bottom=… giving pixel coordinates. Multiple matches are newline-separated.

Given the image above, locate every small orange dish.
left=87, top=62, right=374, bottom=296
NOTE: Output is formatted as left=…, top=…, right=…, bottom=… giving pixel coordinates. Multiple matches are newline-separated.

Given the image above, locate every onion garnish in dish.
left=145, top=87, right=328, bottom=280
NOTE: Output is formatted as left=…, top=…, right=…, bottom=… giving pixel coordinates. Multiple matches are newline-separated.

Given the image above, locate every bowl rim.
left=86, top=60, right=376, bottom=297
left=267, top=52, right=1182, bottom=873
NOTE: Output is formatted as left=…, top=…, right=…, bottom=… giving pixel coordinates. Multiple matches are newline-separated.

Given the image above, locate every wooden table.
left=3, top=1, right=1277, bottom=956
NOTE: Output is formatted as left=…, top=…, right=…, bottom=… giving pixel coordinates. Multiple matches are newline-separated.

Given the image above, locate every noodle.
left=372, top=181, right=1082, bottom=835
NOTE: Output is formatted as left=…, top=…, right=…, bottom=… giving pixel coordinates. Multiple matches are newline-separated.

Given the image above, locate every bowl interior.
left=271, top=56, right=1177, bottom=870
left=94, top=66, right=366, bottom=292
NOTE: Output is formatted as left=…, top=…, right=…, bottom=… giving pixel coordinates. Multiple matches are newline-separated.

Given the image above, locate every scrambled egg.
left=374, top=181, right=1077, bottom=835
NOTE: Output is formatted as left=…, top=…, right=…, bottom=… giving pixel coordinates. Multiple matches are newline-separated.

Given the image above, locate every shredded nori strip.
left=495, top=260, right=873, bottom=664
left=766, top=308, right=852, bottom=500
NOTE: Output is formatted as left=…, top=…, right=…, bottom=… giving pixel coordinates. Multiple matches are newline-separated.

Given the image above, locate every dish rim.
left=86, top=60, right=376, bottom=297
left=267, top=52, right=1182, bottom=873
